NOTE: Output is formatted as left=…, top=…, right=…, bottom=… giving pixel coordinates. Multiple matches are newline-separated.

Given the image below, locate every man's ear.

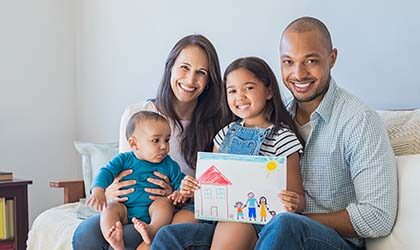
left=266, top=86, right=273, bottom=100
left=329, top=48, right=338, bottom=69
left=128, top=136, right=138, bottom=150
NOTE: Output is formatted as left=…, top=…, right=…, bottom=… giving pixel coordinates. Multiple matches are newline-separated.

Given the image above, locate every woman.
left=72, top=34, right=230, bottom=249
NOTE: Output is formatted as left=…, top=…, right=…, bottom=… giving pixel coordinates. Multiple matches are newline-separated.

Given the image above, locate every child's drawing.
left=194, top=152, right=286, bottom=225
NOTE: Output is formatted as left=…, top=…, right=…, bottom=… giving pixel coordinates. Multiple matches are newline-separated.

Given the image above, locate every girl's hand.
left=144, top=171, right=173, bottom=200
left=167, top=191, right=189, bottom=205
left=279, top=190, right=305, bottom=213
left=87, top=187, right=107, bottom=212
left=105, top=169, right=136, bottom=202
left=180, top=175, right=199, bottom=197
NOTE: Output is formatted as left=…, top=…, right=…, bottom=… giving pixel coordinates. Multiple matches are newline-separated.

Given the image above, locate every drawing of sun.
left=264, top=160, right=280, bottom=177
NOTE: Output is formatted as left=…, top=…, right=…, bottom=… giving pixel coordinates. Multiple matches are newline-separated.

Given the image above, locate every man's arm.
left=341, top=110, right=397, bottom=238
left=306, top=210, right=357, bottom=237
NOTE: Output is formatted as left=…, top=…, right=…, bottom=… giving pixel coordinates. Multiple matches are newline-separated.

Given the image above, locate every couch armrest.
left=49, top=180, right=85, bottom=204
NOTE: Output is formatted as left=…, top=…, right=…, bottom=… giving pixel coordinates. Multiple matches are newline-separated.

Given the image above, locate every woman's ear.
left=266, top=86, right=273, bottom=100
left=128, top=136, right=138, bottom=150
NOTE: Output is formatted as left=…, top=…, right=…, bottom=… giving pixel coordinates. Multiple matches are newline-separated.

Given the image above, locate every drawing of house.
left=196, top=165, right=232, bottom=219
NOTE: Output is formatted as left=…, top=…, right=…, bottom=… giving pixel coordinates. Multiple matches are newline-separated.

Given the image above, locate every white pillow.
left=378, top=109, right=420, bottom=156
left=74, top=141, right=119, bottom=197
left=366, top=154, right=420, bottom=250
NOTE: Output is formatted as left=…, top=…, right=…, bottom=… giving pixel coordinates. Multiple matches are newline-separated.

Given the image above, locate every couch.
left=27, top=110, right=420, bottom=250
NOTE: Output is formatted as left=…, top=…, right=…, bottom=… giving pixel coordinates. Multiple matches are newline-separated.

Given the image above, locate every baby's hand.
left=180, top=175, right=200, bottom=197
left=86, top=187, right=107, bottom=212
left=279, top=190, right=305, bottom=213
left=167, top=191, right=188, bottom=205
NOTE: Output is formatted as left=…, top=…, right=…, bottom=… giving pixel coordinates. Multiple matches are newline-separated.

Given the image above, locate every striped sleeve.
left=213, top=123, right=232, bottom=150
left=260, top=127, right=303, bottom=157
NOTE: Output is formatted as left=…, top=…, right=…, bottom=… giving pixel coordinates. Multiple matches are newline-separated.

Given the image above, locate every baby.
left=87, top=111, right=186, bottom=250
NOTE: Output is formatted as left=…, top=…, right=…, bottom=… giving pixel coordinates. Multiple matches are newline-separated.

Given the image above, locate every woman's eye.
left=181, top=65, right=189, bottom=70
left=198, top=70, right=207, bottom=76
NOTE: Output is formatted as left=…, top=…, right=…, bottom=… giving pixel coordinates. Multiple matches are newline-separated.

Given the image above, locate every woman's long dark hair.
left=156, top=34, right=231, bottom=169
left=223, top=57, right=304, bottom=146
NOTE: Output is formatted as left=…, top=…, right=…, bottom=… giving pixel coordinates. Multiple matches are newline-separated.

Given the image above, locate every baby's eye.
left=152, top=139, right=159, bottom=143
left=165, top=138, right=170, bottom=143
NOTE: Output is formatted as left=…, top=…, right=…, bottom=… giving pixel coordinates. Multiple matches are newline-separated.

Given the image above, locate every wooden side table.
left=0, top=179, right=32, bottom=250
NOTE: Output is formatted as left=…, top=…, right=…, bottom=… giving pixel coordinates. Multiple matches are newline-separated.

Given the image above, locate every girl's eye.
left=227, top=89, right=236, bottom=94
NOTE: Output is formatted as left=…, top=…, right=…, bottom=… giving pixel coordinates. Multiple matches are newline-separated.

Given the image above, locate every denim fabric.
left=151, top=223, right=216, bottom=250
left=219, top=122, right=270, bottom=155
left=256, top=213, right=361, bottom=250
left=72, top=214, right=142, bottom=250
left=72, top=203, right=194, bottom=250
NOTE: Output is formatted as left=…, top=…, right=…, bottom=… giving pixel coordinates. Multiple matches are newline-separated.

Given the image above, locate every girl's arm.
left=280, top=152, right=305, bottom=213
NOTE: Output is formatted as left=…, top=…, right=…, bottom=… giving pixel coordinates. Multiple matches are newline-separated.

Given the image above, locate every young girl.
left=181, top=56, right=306, bottom=250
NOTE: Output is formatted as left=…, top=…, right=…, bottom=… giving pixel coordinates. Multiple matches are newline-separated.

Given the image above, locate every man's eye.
left=282, top=60, right=292, bottom=65
left=181, top=65, right=189, bottom=70
left=306, top=59, right=317, bottom=65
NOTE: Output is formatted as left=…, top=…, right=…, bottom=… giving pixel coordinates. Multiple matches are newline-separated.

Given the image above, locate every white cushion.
left=366, top=154, right=420, bottom=249
left=378, top=109, right=420, bottom=156
left=74, top=141, right=118, bottom=197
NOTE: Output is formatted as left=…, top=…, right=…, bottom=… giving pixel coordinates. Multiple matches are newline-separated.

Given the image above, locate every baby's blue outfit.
left=91, top=152, right=185, bottom=223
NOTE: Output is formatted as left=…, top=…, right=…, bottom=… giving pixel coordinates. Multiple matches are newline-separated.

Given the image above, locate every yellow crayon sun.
left=265, top=160, right=279, bottom=176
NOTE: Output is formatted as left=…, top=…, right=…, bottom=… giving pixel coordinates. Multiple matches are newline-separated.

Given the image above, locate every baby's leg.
left=211, top=222, right=257, bottom=250
left=133, top=197, right=174, bottom=246
left=100, top=201, right=128, bottom=250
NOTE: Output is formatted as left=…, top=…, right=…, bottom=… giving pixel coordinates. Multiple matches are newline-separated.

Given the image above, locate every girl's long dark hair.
left=156, top=34, right=231, bottom=169
left=223, top=57, right=304, bottom=146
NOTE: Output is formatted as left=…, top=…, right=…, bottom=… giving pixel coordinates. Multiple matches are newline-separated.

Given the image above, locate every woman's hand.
left=105, top=169, right=136, bottom=202
left=144, top=171, right=173, bottom=200
left=279, top=190, right=305, bottom=213
left=180, top=175, right=200, bottom=197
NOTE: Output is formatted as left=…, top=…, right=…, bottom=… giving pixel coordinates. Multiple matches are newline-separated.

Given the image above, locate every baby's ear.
left=128, top=136, right=138, bottom=150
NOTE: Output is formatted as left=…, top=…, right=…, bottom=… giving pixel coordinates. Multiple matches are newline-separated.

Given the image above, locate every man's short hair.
left=125, top=111, right=168, bottom=140
left=283, top=16, right=333, bottom=50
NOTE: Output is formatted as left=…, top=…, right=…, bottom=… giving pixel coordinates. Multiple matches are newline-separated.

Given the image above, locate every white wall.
left=76, top=0, right=420, bottom=143
left=1, top=0, right=419, bottom=225
left=0, top=1, right=79, bottom=224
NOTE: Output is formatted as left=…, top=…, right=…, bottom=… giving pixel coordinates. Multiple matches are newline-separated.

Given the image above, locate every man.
left=255, top=16, right=397, bottom=249
left=151, top=17, right=397, bottom=250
